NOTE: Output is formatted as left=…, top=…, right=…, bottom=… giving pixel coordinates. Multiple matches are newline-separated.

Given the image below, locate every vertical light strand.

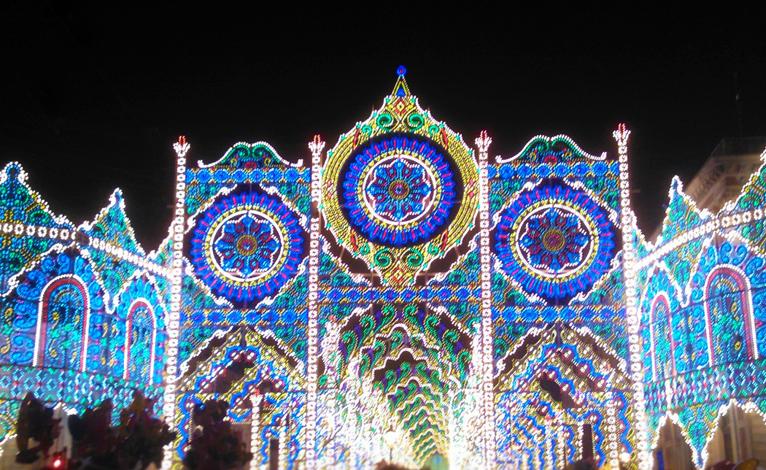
left=279, top=404, right=289, bottom=470
left=162, top=135, right=189, bottom=469
left=475, top=130, right=496, bottom=468
left=613, top=124, right=650, bottom=469
left=305, top=135, right=324, bottom=468
left=469, top=332, right=483, bottom=461
left=320, top=319, right=340, bottom=465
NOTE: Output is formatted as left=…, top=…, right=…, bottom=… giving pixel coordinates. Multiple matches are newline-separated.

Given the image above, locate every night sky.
left=2, top=4, right=765, bottom=249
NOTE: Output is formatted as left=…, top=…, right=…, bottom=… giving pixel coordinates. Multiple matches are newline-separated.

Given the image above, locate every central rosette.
left=517, top=205, right=591, bottom=277
left=363, top=155, right=436, bottom=225
left=339, top=135, right=459, bottom=247
left=214, top=211, right=282, bottom=281
left=388, top=180, right=410, bottom=199
left=235, top=234, right=258, bottom=255
left=541, top=229, right=566, bottom=252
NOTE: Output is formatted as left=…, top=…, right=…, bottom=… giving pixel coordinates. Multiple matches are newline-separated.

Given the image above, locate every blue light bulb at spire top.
left=396, top=65, right=407, bottom=77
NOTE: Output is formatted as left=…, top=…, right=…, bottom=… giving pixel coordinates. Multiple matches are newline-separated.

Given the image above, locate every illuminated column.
left=613, top=124, right=651, bottom=469
left=475, top=130, right=496, bottom=468
left=545, top=427, right=554, bottom=469
left=163, top=135, right=189, bottom=469
left=279, top=414, right=288, bottom=470
left=250, top=392, right=262, bottom=470
left=554, top=411, right=565, bottom=468
left=305, top=135, right=325, bottom=468
left=605, top=390, right=619, bottom=469
left=321, top=319, right=340, bottom=465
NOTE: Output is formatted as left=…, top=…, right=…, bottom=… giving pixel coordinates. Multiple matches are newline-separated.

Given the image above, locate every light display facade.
left=0, top=68, right=765, bottom=469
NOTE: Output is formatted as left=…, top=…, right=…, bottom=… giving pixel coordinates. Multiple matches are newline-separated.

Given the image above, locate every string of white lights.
left=0, top=223, right=169, bottom=276
left=476, top=130, right=496, bottom=468
left=614, top=124, right=651, bottom=469
left=637, top=207, right=765, bottom=269
left=162, top=135, right=189, bottom=469
left=305, top=135, right=324, bottom=468
left=0, top=222, right=75, bottom=241
left=604, top=390, right=619, bottom=469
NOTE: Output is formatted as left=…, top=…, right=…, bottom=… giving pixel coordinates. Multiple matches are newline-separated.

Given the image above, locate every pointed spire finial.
left=613, top=123, right=631, bottom=147
left=173, top=135, right=190, bottom=158
left=392, top=65, right=410, bottom=98
left=309, top=134, right=325, bottom=158
left=476, top=130, right=492, bottom=153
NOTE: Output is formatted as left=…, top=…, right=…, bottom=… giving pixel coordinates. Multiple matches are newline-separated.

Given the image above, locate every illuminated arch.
left=123, top=299, right=157, bottom=384
left=33, top=275, right=90, bottom=371
left=703, top=265, right=757, bottom=365
left=649, top=293, right=675, bottom=380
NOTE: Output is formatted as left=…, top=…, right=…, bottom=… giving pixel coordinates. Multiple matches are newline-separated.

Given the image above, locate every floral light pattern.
left=518, top=206, right=590, bottom=276
left=364, top=157, right=434, bottom=225
left=213, top=211, right=282, bottom=281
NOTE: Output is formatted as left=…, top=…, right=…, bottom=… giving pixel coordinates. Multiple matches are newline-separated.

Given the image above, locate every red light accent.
left=52, top=456, right=63, bottom=468
left=179, top=135, right=187, bottom=146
